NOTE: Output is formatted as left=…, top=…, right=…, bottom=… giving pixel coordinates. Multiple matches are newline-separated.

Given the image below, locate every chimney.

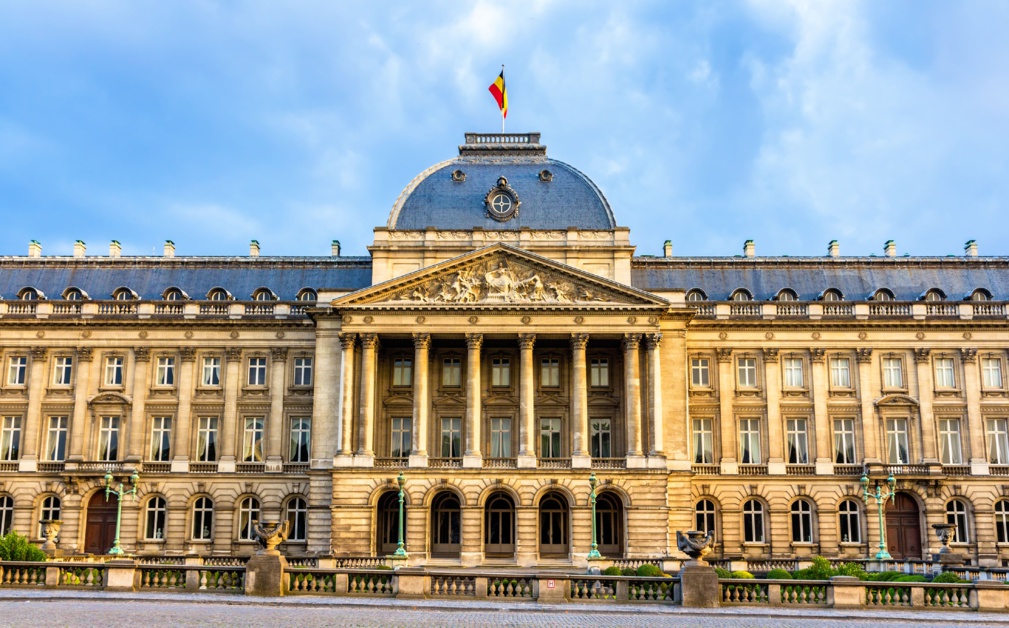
left=663, top=240, right=672, bottom=257
left=884, top=240, right=896, bottom=258
left=331, top=240, right=341, bottom=257
left=964, top=240, right=978, bottom=257
left=743, top=240, right=755, bottom=258
left=110, top=240, right=122, bottom=258
left=73, top=240, right=86, bottom=258
left=250, top=240, right=260, bottom=257
left=164, top=240, right=175, bottom=258
left=28, top=240, right=42, bottom=258
left=827, top=240, right=839, bottom=258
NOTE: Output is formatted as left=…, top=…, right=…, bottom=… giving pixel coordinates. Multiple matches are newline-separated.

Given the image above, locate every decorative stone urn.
left=252, top=519, right=289, bottom=556
left=932, top=523, right=957, bottom=554
left=39, top=519, right=62, bottom=550
left=676, top=530, right=719, bottom=609
left=676, top=530, right=714, bottom=566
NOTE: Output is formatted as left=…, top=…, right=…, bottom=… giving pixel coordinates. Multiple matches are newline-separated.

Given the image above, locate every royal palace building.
left=1, top=133, right=1008, bottom=567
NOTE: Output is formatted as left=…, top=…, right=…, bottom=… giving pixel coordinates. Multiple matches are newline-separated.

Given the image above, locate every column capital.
left=810, top=347, right=825, bottom=363
left=761, top=348, right=778, bottom=363
left=644, top=332, right=662, bottom=350
left=518, top=333, right=536, bottom=350
left=716, top=348, right=733, bottom=363
left=914, top=348, right=931, bottom=363
left=570, top=333, right=589, bottom=351
left=412, top=333, right=431, bottom=350
left=76, top=346, right=93, bottom=362
left=856, top=348, right=873, bottom=363
left=359, top=333, right=380, bottom=350
left=338, top=332, right=357, bottom=350
left=225, top=347, right=243, bottom=361
left=30, top=346, right=47, bottom=360
left=465, top=333, right=483, bottom=351
left=961, top=347, right=977, bottom=363
left=621, top=333, right=642, bottom=351
left=133, top=347, right=150, bottom=362
left=180, top=347, right=197, bottom=362
left=270, top=347, right=288, bottom=363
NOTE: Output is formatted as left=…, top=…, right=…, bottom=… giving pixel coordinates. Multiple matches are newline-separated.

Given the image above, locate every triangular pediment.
left=333, top=244, right=667, bottom=308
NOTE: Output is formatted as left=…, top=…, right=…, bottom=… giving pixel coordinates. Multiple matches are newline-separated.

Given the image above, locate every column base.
left=170, top=458, right=190, bottom=473
left=516, top=455, right=537, bottom=469
left=462, top=454, right=483, bottom=468
left=815, top=459, right=834, bottom=475
left=408, top=454, right=429, bottom=468
left=332, top=454, right=354, bottom=468
left=265, top=456, right=284, bottom=473
left=625, top=455, right=647, bottom=469
left=571, top=454, right=591, bottom=469
left=767, top=460, right=786, bottom=475
left=646, top=455, right=667, bottom=469
left=18, top=456, right=37, bottom=472
left=971, top=458, right=990, bottom=475
left=218, top=457, right=236, bottom=473
left=720, top=459, right=739, bottom=475
left=352, top=454, right=375, bottom=468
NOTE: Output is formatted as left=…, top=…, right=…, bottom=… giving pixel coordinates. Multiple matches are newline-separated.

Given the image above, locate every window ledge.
left=839, top=542, right=863, bottom=547
left=742, top=543, right=768, bottom=548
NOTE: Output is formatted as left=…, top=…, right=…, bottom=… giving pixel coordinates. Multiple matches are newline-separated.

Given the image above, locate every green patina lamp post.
left=587, top=473, right=602, bottom=560
left=393, top=471, right=408, bottom=558
left=104, top=469, right=139, bottom=557
left=860, top=473, right=897, bottom=560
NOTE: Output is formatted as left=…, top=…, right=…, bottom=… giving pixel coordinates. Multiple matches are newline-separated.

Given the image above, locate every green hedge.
left=0, top=531, right=46, bottom=562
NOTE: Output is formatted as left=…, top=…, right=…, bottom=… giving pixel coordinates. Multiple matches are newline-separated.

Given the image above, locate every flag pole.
left=501, top=64, right=505, bottom=134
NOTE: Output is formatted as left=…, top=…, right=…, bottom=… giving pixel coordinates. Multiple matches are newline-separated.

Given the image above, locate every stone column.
left=716, top=348, right=737, bottom=474
left=126, top=348, right=150, bottom=464
left=517, top=334, right=536, bottom=469
left=623, top=333, right=644, bottom=466
left=310, top=329, right=339, bottom=468
left=219, top=347, right=242, bottom=472
left=570, top=333, right=590, bottom=468
left=68, top=347, right=94, bottom=461
left=172, top=347, right=196, bottom=471
left=645, top=333, right=665, bottom=465
left=810, top=349, right=833, bottom=474
left=266, top=347, right=288, bottom=470
left=335, top=333, right=356, bottom=463
left=463, top=333, right=483, bottom=468
left=914, top=348, right=939, bottom=463
left=410, top=333, right=431, bottom=467
left=856, top=349, right=879, bottom=463
left=763, top=349, right=784, bottom=474
left=18, top=347, right=47, bottom=472
left=963, top=349, right=987, bottom=474
left=356, top=333, right=379, bottom=462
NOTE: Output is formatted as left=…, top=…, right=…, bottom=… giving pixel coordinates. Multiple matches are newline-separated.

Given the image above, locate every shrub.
left=730, top=570, right=755, bottom=579
left=0, top=531, right=47, bottom=562
left=636, top=564, right=665, bottom=578
left=620, top=567, right=637, bottom=577
left=894, top=575, right=926, bottom=583
left=864, top=571, right=903, bottom=582
left=766, top=568, right=793, bottom=580
left=806, top=556, right=834, bottom=581
left=792, top=568, right=811, bottom=580
left=931, top=571, right=966, bottom=584
left=714, top=567, right=732, bottom=579
left=834, top=562, right=867, bottom=580
left=601, top=566, right=622, bottom=576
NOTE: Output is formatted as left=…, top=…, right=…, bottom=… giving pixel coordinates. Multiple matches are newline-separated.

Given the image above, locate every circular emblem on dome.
left=484, top=176, right=520, bottom=222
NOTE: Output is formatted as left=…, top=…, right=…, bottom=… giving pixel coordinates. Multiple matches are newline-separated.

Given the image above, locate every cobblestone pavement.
left=1, top=592, right=1008, bottom=627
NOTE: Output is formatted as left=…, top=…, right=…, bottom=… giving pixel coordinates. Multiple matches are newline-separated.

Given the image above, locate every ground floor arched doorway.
left=84, top=492, right=118, bottom=555
left=885, top=492, right=922, bottom=559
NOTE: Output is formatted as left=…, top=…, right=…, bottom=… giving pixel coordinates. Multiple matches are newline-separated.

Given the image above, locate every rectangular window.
left=784, top=358, right=804, bottom=388
left=491, top=358, right=511, bottom=387
left=104, top=356, right=124, bottom=387
left=242, top=417, right=264, bottom=462
left=7, top=356, right=26, bottom=386
left=155, top=357, right=175, bottom=386
left=785, top=418, right=809, bottom=464
left=540, top=358, right=560, bottom=387
left=938, top=418, right=963, bottom=465
left=590, top=418, right=612, bottom=458
left=540, top=417, right=562, bottom=457
left=983, top=358, right=1004, bottom=389
left=440, top=417, right=461, bottom=458
left=98, top=416, right=120, bottom=461
left=934, top=358, right=956, bottom=388
left=739, top=418, right=761, bottom=464
left=392, top=357, right=412, bottom=387
left=53, top=356, right=73, bottom=386
left=149, top=416, right=172, bottom=461
left=830, top=357, right=851, bottom=388
left=247, top=357, right=267, bottom=386
left=885, top=417, right=910, bottom=464
left=590, top=358, right=609, bottom=388
left=692, top=418, right=714, bottom=464
left=390, top=417, right=411, bottom=458
left=290, top=417, right=311, bottom=462
left=202, top=356, right=221, bottom=386
left=737, top=358, right=757, bottom=388
left=691, top=358, right=710, bottom=387
left=490, top=417, right=512, bottom=458
left=883, top=358, right=903, bottom=389
left=196, top=417, right=219, bottom=462
left=0, top=416, right=20, bottom=461
left=833, top=418, right=856, bottom=464
left=442, top=358, right=461, bottom=387
left=987, top=418, right=1009, bottom=465
left=44, top=416, right=68, bottom=461
left=293, top=357, right=313, bottom=386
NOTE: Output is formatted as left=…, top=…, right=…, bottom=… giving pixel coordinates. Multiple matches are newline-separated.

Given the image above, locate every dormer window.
left=969, top=289, right=992, bottom=302
left=922, top=289, right=946, bottom=302
left=775, top=289, right=798, bottom=302
left=17, top=288, right=40, bottom=301
left=730, top=289, right=753, bottom=302
left=296, top=288, right=317, bottom=302
left=686, top=289, right=707, bottom=302
left=163, top=288, right=187, bottom=301
left=62, top=288, right=85, bottom=301
left=871, top=288, right=895, bottom=302
left=820, top=289, right=843, bottom=302
left=112, top=287, right=136, bottom=301
left=252, top=288, right=275, bottom=301
left=207, top=288, right=230, bottom=301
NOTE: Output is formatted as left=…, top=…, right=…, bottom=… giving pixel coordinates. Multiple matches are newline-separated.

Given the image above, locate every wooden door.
left=885, top=492, right=922, bottom=559
left=84, top=492, right=118, bottom=555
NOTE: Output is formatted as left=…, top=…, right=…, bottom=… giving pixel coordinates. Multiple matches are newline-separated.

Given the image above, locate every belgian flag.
left=488, top=69, right=508, bottom=119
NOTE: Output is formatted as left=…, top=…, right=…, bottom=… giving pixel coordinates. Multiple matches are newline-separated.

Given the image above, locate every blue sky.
left=0, top=1, right=1006, bottom=258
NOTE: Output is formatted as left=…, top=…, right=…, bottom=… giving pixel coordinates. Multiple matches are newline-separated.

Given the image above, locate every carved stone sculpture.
left=39, top=519, right=62, bottom=550
left=932, top=523, right=956, bottom=554
left=252, top=519, right=289, bottom=555
left=676, top=529, right=714, bottom=565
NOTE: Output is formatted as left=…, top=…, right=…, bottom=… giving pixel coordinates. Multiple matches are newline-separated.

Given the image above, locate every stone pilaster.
left=623, top=333, right=644, bottom=466
left=172, top=347, right=196, bottom=471
left=219, top=347, right=242, bottom=472
left=645, top=333, right=665, bottom=467
left=856, top=349, right=878, bottom=463
left=336, top=333, right=357, bottom=463
left=914, top=348, right=938, bottom=463
left=266, top=347, right=288, bottom=470
left=18, top=348, right=47, bottom=471
left=570, top=333, right=590, bottom=468
left=463, top=333, right=483, bottom=468
left=68, top=347, right=94, bottom=461
left=356, top=333, right=379, bottom=463
left=410, top=333, right=431, bottom=467
left=517, top=333, right=536, bottom=468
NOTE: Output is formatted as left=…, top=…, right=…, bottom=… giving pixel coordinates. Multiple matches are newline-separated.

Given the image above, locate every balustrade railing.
left=591, top=457, right=626, bottom=469
left=822, top=303, right=854, bottom=317
left=739, top=464, right=768, bottom=476
left=868, top=302, right=912, bottom=317
left=428, top=457, right=462, bottom=468
left=775, top=303, right=808, bottom=317
left=974, top=303, right=1006, bottom=317
left=691, top=464, right=720, bottom=475
left=785, top=465, right=815, bottom=476
left=729, top=303, right=762, bottom=317
left=539, top=458, right=571, bottom=469
left=483, top=457, right=517, bottom=469
left=926, top=303, right=958, bottom=317
left=375, top=458, right=408, bottom=469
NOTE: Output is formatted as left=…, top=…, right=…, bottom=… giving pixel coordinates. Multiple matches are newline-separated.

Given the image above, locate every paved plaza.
left=1, top=592, right=1008, bottom=627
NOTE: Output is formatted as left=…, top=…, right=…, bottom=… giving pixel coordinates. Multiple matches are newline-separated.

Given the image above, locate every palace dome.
left=387, top=133, right=616, bottom=231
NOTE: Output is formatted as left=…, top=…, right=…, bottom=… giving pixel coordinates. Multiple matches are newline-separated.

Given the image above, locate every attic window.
left=252, top=288, right=276, bottom=301
left=539, top=169, right=553, bottom=182
left=969, top=289, right=992, bottom=302
left=451, top=169, right=466, bottom=182
left=922, top=289, right=946, bottom=302
left=820, top=289, right=843, bottom=302
left=686, top=289, right=707, bottom=302
left=17, top=287, right=39, bottom=301
left=730, top=289, right=753, bottom=302
left=872, top=288, right=895, bottom=302
left=297, top=288, right=318, bottom=301
left=775, top=289, right=798, bottom=302
left=63, top=288, right=84, bottom=301
left=163, top=288, right=186, bottom=301
left=207, top=288, right=230, bottom=301
left=112, top=288, right=136, bottom=301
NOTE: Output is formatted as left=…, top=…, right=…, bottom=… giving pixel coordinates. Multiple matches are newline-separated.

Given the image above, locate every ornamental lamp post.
left=392, top=471, right=408, bottom=559
left=860, top=473, right=897, bottom=561
left=103, top=469, right=139, bottom=557
left=587, top=473, right=602, bottom=560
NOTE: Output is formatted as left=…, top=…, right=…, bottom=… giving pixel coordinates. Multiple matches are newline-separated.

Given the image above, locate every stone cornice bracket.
left=76, top=346, right=93, bottom=362
left=30, top=346, right=47, bottom=360
left=180, top=347, right=197, bottom=362
left=856, top=348, right=873, bottom=363
left=518, top=333, right=536, bottom=350
left=225, top=347, right=243, bottom=361
left=761, top=348, right=778, bottom=363
left=621, top=333, right=642, bottom=351
left=570, top=333, right=589, bottom=350
left=133, top=347, right=150, bottom=362
left=914, top=348, right=931, bottom=363
left=412, top=333, right=431, bottom=350
left=465, top=333, right=484, bottom=351
left=645, top=333, right=662, bottom=350
left=359, top=333, right=380, bottom=350
left=338, top=332, right=357, bottom=349
left=716, top=348, right=733, bottom=363
left=270, top=347, right=288, bottom=363
left=810, top=348, right=825, bottom=363
left=961, top=348, right=978, bottom=363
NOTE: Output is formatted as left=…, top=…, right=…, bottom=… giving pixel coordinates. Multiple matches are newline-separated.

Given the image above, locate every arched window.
left=484, top=493, right=515, bottom=557
left=286, top=497, right=308, bottom=542
left=595, top=492, right=624, bottom=557
left=38, top=495, right=61, bottom=537
left=695, top=499, right=716, bottom=540
left=63, top=288, right=84, bottom=301
left=431, top=492, right=461, bottom=558
left=775, top=289, right=798, bottom=302
left=252, top=288, right=275, bottom=302
left=922, top=289, right=946, bottom=302
left=376, top=492, right=402, bottom=555
left=995, top=500, right=1009, bottom=543
left=296, top=288, right=318, bottom=302
left=539, top=493, right=569, bottom=557
left=742, top=499, right=764, bottom=543
left=686, top=289, right=707, bottom=302
left=838, top=499, right=861, bottom=543
left=0, top=495, right=13, bottom=535
left=162, top=288, right=186, bottom=301
left=872, top=288, right=895, bottom=302
left=730, top=289, right=752, bottom=302
left=238, top=496, right=261, bottom=541
left=192, top=497, right=214, bottom=540
left=946, top=499, right=970, bottom=543
left=17, top=288, right=39, bottom=301
left=112, top=288, right=135, bottom=301
left=820, top=288, right=844, bottom=302
left=790, top=499, right=814, bottom=543
left=969, top=289, right=992, bottom=302
left=145, top=496, right=167, bottom=540
left=207, top=288, right=230, bottom=301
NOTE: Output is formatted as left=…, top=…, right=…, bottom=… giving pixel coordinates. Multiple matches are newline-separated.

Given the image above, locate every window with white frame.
left=44, top=416, right=68, bottom=461
left=983, top=357, right=1003, bottom=389
left=737, top=358, right=757, bottom=388
left=38, top=496, right=60, bottom=537
left=7, top=356, right=26, bottom=386
left=0, top=417, right=20, bottom=461
left=996, top=500, right=1009, bottom=543
left=885, top=418, right=910, bottom=464
left=196, top=417, right=218, bottom=462
left=442, top=358, right=461, bottom=387
left=743, top=499, right=764, bottom=543
left=883, top=357, right=904, bottom=389
left=440, top=417, right=461, bottom=458
left=192, top=497, right=213, bottom=540
left=390, top=417, right=411, bottom=458
left=739, top=418, right=761, bottom=464
left=392, top=357, right=412, bottom=387
left=149, top=416, right=172, bottom=462
left=98, top=416, right=120, bottom=461
left=489, top=417, right=512, bottom=458
left=785, top=418, right=809, bottom=464
left=540, top=417, right=562, bottom=457
left=237, top=496, right=261, bottom=540
left=0, top=495, right=12, bottom=535
left=946, top=500, right=970, bottom=543
left=286, top=497, right=308, bottom=542
left=987, top=418, right=1009, bottom=465
left=145, top=496, right=167, bottom=540
left=833, top=418, right=856, bottom=464
left=938, top=418, right=963, bottom=465
left=695, top=499, right=716, bottom=540
left=243, top=417, right=264, bottom=462
left=838, top=499, right=861, bottom=543
left=540, top=357, right=560, bottom=387
left=791, top=499, right=814, bottom=543
left=691, top=358, right=710, bottom=387
left=293, top=357, right=313, bottom=387
left=155, top=356, right=175, bottom=387
left=104, top=355, right=123, bottom=387
left=590, top=418, right=611, bottom=458
left=692, top=418, right=714, bottom=464
left=491, top=357, right=511, bottom=387
left=289, top=417, right=311, bottom=462
left=202, top=356, right=221, bottom=386
left=589, top=358, right=608, bottom=388
left=934, top=357, right=956, bottom=389
left=53, top=356, right=73, bottom=386
left=830, top=357, right=851, bottom=388
left=784, top=358, right=804, bottom=388
left=247, top=357, right=267, bottom=386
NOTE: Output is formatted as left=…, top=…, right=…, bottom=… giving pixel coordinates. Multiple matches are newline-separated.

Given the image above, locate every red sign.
left=547, top=579, right=555, bottom=589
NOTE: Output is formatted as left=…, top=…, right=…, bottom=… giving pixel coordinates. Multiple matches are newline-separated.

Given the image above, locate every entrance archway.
left=376, top=492, right=402, bottom=555
left=885, top=492, right=922, bottom=559
left=484, top=492, right=515, bottom=557
left=84, top=492, right=118, bottom=555
left=431, top=492, right=461, bottom=558
left=596, top=492, right=624, bottom=557
left=538, top=492, right=569, bottom=557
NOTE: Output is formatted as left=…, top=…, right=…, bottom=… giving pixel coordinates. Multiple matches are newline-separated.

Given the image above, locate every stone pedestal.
left=679, top=565, right=719, bottom=608
left=537, top=576, right=567, bottom=602
left=245, top=553, right=288, bottom=597
left=105, top=560, right=138, bottom=592
left=828, top=576, right=864, bottom=609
